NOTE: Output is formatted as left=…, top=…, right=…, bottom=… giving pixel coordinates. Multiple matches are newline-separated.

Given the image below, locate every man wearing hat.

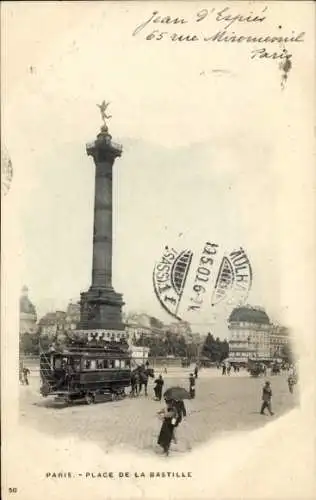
left=260, top=381, right=274, bottom=416
left=189, top=373, right=195, bottom=399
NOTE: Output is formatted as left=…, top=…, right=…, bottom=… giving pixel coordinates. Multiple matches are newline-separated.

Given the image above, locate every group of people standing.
left=130, top=362, right=154, bottom=397
left=221, top=361, right=240, bottom=375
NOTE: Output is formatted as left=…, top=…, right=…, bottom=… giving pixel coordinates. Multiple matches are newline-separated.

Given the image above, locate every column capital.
left=86, top=132, right=122, bottom=163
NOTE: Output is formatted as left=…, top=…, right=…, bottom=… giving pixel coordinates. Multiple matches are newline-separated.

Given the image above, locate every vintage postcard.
left=1, top=1, right=315, bottom=499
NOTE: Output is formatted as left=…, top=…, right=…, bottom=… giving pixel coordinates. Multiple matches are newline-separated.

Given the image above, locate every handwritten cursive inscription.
left=133, top=11, right=187, bottom=36
left=201, top=6, right=268, bottom=29
left=132, top=7, right=306, bottom=62
left=251, top=48, right=293, bottom=60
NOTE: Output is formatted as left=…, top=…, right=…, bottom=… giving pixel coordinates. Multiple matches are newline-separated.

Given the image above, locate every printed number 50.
left=9, top=488, right=18, bottom=494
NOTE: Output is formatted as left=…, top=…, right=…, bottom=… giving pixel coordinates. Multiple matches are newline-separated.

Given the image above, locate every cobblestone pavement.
left=19, top=368, right=299, bottom=456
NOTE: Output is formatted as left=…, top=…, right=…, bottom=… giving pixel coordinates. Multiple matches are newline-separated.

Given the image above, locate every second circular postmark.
left=153, top=241, right=252, bottom=322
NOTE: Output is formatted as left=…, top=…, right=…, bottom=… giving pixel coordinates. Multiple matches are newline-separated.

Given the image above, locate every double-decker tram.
left=40, top=330, right=131, bottom=405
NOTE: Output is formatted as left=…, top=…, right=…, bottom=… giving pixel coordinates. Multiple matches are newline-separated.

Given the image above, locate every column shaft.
left=92, top=162, right=113, bottom=288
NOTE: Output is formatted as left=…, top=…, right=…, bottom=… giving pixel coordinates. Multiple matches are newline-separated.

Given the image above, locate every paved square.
left=20, top=367, right=298, bottom=455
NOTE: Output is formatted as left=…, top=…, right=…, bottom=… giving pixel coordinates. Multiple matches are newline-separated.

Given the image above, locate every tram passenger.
left=65, top=362, right=75, bottom=388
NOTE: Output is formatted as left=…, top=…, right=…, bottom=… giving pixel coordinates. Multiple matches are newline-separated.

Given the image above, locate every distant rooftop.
left=228, top=306, right=270, bottom=325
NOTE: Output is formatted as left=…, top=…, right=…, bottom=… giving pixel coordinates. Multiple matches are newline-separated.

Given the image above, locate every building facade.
left=19, top=286, right=37, bottom=334
left=38, top=310, right=66, bottom=338
left=269, top=325, right=290, bottom=359
left=38, top=300, right=81, bottom=338
left=125, top=313, right=165, bottom=344
left=228, top=306, right=271, bottom=362
left=163, top=320, right=192, bottom=340
left=65, top=301, right=80, bottom=330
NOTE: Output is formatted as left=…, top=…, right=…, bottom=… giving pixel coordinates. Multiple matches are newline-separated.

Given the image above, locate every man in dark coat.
left=130, top=372, right=138, bottom=397
left=154, top=375, right=164, bottom=401
left=189, top=373, right=195, bottom=399
left=260, top=381, right=274, bottom=415
left=172, top=399, right=187, bottom=443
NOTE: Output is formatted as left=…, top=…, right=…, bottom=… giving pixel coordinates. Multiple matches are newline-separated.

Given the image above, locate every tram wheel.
left=85, top=393, right=95, bottom=405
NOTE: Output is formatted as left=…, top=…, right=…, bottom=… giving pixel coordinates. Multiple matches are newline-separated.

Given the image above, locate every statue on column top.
left=97, top=100, right=112, bottom=136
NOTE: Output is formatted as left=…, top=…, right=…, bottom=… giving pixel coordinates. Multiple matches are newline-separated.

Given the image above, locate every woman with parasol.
left=157, top=398, right=178, bottom=456
left=158, top=387, right=190, bottom=449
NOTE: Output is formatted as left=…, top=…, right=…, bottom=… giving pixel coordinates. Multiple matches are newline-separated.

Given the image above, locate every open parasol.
left=163, top=386, right=191, bottom=401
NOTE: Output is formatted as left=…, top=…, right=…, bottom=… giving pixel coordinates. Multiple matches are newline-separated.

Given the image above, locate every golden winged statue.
left=97, top=100, right=112, bottom=125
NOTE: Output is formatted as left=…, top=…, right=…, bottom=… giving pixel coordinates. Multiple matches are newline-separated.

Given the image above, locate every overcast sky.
left=2, top=2, right=314, bottom=337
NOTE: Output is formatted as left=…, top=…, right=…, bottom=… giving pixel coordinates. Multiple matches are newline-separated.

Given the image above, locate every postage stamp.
left=153, top=242, right=252, bottom=321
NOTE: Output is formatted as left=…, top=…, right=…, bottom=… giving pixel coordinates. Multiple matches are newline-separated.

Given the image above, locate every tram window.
left=109, top=360, right=115, bottom=369
left=90, top=360, right=96, bottom=370
left=103, top=360, right=109, bottom=369
left=114, top=359, right=120, bottom=368
left=73, top=359, right=81, bottom=371
left=120, top=360, right=125, bottom=368
left=54, top=357, right=62, bottom=369
left=96, top=359, right=105, bottom=369
left=83, top=360, right=91, bottom=370
left=125, top=360, right=131, bottom=368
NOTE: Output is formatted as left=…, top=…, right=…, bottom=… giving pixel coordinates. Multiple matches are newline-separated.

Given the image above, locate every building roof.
left=228, top=306, right=270, bottom=325
left=20, top=286, right=37, bottom=316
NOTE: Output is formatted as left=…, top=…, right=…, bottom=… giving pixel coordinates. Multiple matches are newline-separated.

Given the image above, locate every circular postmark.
left=153, top=241, right=252, bottom=322
left=1, top=147, right=13, bottom=196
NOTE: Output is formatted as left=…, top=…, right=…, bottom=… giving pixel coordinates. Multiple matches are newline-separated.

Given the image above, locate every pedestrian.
left=287, top=374, right=296, bottom=394
left=260, top=381, right=274, bottom=416
left=19, top=361, right=24, bottom=384
left=222, top=363, right=226, bottom=376
left=153, top=374, right=164, bottom=401
left=131, top=372, right=139, bottom=397
left=172, top=399, right=187, bottom=444
left=194, top=365, right=198, bottom=378
left=157, top=399, right=178, bottom=456
left=22, top=366, right=30, bottom=385
left=189, top=373, right=195, bottom=399
left=227, top=363, right=231, bottom=376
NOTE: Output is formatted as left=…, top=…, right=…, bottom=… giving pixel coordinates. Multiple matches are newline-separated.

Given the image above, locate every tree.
left=19, top=332, right=40, bottom=355
left=201, top=333, right=215, bottom=360
left=219, top=339, right=229, bottom=362
left=201, top=333, right=229, bottom=362
left=280, top=342, right=294, bottom=363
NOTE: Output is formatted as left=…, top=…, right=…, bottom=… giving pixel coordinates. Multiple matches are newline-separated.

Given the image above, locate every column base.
left=79, top=287, right=125, bottom=330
